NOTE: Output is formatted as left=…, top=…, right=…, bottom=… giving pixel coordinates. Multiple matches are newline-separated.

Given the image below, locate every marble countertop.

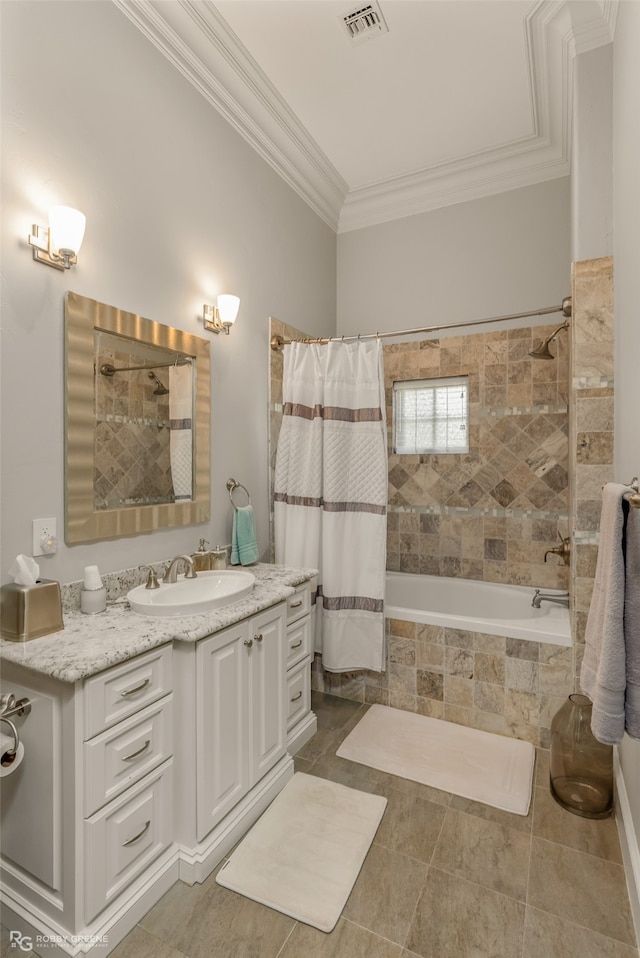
left=0, top=563, right=316, bottom=684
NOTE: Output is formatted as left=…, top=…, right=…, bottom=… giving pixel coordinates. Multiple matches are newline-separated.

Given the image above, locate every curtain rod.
left=270, top=296, right=572, bottom=351
left=99, top=358, right=191, bottom=376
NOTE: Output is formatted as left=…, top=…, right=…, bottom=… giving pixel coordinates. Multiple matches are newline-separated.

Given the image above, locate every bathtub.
left=385, top=571, right=571, bottom=647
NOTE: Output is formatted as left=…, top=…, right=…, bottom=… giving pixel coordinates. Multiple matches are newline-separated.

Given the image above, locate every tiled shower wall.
left=268, top=314, right=578, bottom=747
left=269, top=319, right=570, bottom=592
left=95, top=344, right=173, bottom=509
left=569, top=257, right=615, bottom=687
left=385, top=325, right=569, bottom=591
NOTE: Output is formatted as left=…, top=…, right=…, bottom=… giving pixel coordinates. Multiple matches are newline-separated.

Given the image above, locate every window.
left=393, top=376, right=469, bottom=455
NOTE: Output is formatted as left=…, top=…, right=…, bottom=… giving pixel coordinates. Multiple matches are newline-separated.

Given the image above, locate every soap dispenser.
left=192, top=539, right=212, bottom=572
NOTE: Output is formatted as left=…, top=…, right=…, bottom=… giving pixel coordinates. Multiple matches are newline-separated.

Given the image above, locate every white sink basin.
left=127, top=570, right=256, bottom=617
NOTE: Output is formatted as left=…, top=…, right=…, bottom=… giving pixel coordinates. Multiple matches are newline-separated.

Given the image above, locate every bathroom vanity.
left=0, top=564, right=316, bottom=956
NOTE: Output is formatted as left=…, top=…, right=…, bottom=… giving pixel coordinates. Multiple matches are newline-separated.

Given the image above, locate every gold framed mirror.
left=64, top=292, right=210, bottom=544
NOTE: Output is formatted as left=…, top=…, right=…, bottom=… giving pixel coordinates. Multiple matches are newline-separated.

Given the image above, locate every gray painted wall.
left=336, top=178, right=571, bottom=338
left=0, top=0, right=336, bottom=584
left=571, top=44, right=614, bottom=262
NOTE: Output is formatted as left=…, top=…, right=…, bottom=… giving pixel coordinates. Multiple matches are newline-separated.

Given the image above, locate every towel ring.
left=0, top=717, right=19, bottom=765
left=226, top=478, right=251, bottom=509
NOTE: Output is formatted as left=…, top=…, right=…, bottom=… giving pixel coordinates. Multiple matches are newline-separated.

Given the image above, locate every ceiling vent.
left=342, top=2, right=388, bottom=44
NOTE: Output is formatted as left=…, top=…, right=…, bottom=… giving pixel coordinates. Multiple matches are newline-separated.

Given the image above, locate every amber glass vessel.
left=549, top=694, right=613, bottom=819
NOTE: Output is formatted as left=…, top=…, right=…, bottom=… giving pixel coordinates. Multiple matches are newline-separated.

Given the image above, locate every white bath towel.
left=581, top=484, right=630, bottom=744
left=624, top=507, right=640, bottom=737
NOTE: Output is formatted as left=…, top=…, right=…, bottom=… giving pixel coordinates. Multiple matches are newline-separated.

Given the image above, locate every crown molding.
left=114, top=0, right=615, bottom=234
left=113, top=0, right=347, bottom=231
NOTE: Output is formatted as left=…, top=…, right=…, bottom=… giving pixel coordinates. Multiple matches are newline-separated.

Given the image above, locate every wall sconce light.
left=203, top=294, right=240, bottom=335
left=28, top=205, right=86, bottom=270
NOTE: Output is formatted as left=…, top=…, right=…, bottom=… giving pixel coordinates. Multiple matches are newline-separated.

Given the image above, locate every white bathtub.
left=385, top=571, right=571, bottom=646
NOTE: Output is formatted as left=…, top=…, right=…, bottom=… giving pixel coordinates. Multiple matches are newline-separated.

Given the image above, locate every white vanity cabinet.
left=0, top=644, right=178, bottom=955
left=82, top=645, right=174, bottom=922
left=195, top=603, right=286, bottom=841
left=0, top=568, right=315, bottom=956
left=284, top=582, right=317, bottom=752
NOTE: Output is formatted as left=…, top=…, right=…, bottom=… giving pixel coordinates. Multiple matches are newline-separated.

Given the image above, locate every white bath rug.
left=337, top=704, right=535, bottom=816
left=215, top=772, right=387, bottom=932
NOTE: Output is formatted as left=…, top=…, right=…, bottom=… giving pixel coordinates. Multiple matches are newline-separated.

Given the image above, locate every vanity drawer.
left=84, top=760, right=173, bottom=923
left=84, top=695, right=173, bottom=816
left=286, top=617, right=311, bottom=670
left=84, top=644, right=173, bottom=739
left=286, top=583, right=310, bottom=625
left=286, top=659, right=311, bottom=731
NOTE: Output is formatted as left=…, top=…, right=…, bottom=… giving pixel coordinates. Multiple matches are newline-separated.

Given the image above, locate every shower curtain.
left=274, top=339, right=387, bottom=673
left=169, top=362, right=193, bottom=501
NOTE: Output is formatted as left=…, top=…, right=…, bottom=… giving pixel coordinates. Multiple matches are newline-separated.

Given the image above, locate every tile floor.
left=3, top=692, right=637, bottom=958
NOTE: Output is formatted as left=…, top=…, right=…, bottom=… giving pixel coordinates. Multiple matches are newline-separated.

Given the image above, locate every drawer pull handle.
left=289, top=600, right=303, bottom=608
left=122, top=819, right=151, bottom=847
left=122, top=739, right=151, bottom=762
left=291, top=691, right=303, bottom=702
left=120, top=678, right=150, bottom=698
left=254, top=633, right=263, bottom=643
left=291, top=640, right=303, bottom=649
left=244, top=638, right=253, bottom=648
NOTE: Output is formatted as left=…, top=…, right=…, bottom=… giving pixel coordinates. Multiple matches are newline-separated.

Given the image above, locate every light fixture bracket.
left=203, top=304, right=230, bottom=335
left=29, top=224, right=77, bottom=270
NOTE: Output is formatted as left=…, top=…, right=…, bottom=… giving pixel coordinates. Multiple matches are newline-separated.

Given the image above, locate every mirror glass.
left=65, top=292, right=210, bottom=544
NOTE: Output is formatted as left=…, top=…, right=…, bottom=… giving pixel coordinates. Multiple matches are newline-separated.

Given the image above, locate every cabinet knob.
left=244, top=638, right=253, bottom=648
left=254, top=633, right=263, bottom=643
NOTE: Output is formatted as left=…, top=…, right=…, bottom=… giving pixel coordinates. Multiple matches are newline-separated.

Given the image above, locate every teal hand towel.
left=231, top=505, right=259, bottom=565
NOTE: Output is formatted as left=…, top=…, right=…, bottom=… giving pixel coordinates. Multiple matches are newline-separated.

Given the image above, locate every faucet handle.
left=144, top=568, right=160, bottom=590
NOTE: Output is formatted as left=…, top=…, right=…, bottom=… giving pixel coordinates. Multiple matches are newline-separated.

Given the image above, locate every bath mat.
left=215, top=772, right=387, bottom=932
left=337, top=704, right=534, bottom=816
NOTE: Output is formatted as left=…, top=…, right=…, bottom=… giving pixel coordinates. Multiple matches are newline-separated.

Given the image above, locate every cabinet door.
left=249, top=605, right=286, bottom=782
left=196, top=623, right=249, bottom=841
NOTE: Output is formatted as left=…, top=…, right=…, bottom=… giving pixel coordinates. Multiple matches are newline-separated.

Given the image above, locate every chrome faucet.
left=163, top=554, right=198, bottom=584
left=531, top=589, right=569, bottom=609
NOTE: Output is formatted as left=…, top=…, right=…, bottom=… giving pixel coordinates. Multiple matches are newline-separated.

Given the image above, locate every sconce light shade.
left=203, top=294, right=240, bottom=335
left=217, top=294, right=240, bottom=328
left=29, top=205, right=86, bottom=270
left=49, top=206, right=86, bottom=259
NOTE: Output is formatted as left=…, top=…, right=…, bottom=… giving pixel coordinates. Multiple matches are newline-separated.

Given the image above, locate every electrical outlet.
left=32, top=517, right=57, bottom=556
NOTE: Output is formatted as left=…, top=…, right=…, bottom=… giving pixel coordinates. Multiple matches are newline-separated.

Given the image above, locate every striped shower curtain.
left=274, top=339, right=387, bottom=673
left=169, top=362, right=193, bottom=501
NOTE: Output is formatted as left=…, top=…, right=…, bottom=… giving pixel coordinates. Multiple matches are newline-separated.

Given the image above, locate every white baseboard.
left=287, top=712, right=318, bottom=755
left=178, top=755, right=294, bottom=885
left=1, top=851, right=180, bottom=957
left=614, top=747, right=640, bottom=949
left=1, top=758, right=295, bottom=957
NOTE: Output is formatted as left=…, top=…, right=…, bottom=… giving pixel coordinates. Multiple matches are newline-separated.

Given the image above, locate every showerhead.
left=529, top=339, right=557, bottom=360
left=148, top=371, right=169, bottom=395
left=528, top=320, right=570, bottom=361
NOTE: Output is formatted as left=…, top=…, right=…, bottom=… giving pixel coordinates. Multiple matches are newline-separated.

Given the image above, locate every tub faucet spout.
left=532, top=589, right=569, bottom=609
left=163, top=554, right=198, bottom=584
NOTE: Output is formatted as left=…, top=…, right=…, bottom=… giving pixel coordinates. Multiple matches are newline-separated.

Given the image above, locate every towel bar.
left=626, top=477, right=640, bottom=509
left=227, top=478, right=251, bottom=509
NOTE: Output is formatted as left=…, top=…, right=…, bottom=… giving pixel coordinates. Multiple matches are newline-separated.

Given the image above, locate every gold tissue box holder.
left=0, top=579, right=64, bottom=642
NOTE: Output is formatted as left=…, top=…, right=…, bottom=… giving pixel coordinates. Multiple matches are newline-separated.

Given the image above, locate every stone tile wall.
left=311, top=620, right=573, bottom=748
left=269, top=319, right=570, bottom=591
left=569, top=257, right=615, bottom=688
left=384, top=325, right=569, bottom=590
left=95, top=344, right=173, bottom=509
